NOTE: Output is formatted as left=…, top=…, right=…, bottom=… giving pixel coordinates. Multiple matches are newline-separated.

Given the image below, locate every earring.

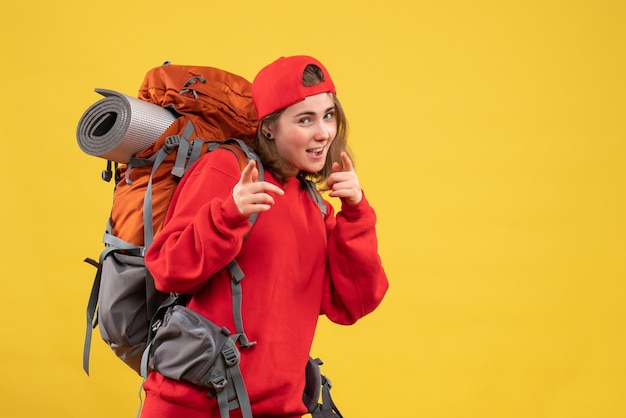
left=265, top=132, right=272, bottom=139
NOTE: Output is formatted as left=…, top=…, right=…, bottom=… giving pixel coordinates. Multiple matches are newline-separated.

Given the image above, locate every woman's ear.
left=261, top=123, right=274, bottom=140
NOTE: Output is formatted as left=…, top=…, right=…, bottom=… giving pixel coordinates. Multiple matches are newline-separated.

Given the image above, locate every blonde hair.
left=252, top=64, right=351, bottom=186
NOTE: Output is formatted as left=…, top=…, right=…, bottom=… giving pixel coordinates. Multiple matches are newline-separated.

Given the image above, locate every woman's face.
left=270, top=92, right=337, bottom=176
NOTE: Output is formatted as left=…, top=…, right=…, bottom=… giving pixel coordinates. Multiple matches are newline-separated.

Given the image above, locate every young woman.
left=141, top=55, right=388, bottom=418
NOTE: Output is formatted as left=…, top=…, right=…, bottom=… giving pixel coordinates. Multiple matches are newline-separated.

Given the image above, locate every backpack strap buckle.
left=209, top=374, right=227, bottom=390
left=164, top=135, right=181, bottom=152
left=221, top=346, right=239, bottom=367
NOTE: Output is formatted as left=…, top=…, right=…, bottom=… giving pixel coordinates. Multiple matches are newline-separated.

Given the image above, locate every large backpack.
left=78, top=62, right=342, bottom=418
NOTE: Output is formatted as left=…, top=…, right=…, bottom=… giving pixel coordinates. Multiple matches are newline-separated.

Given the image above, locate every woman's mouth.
left=307, top=146, right=325, bottom=157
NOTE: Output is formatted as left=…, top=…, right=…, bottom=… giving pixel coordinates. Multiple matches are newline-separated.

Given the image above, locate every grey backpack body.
left=97, top=252, right=157, bottom=373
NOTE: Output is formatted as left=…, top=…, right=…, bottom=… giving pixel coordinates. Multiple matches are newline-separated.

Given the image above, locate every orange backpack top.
left=138, top=63, right=258, bottom=141
left=111, top=63, right=259, bottom=246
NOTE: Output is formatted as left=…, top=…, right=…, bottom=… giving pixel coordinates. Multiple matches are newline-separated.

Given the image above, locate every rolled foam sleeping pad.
left=76, top=89, right=176, bottom=164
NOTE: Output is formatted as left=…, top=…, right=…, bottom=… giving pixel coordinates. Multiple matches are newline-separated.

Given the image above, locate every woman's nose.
left=313, top=122, right=331, bottom=141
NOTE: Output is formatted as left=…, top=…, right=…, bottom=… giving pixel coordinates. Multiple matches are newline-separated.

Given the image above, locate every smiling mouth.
left=307, top=146, right=325, bottom=157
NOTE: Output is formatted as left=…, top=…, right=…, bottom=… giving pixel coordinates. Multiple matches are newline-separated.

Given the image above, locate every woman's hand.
left=233, top=160, right=284, bottom=217
left=326, top=152, right=363, bottom=205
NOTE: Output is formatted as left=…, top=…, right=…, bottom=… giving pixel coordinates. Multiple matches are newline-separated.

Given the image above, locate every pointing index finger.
left=340, top=152, right=354, bottom=172
left=240, top=159, right=257, bottom=184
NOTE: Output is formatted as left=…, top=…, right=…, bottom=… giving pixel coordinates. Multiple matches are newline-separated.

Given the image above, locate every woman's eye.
left=299, top=117, right=311, bottom=124
left=324, top=111, right=335, bottom=120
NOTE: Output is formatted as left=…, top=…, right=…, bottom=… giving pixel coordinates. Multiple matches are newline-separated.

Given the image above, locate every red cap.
left=252, top=55, right=336, bottom=120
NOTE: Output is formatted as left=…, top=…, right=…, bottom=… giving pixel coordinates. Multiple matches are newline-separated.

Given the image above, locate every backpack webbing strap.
left=187, top=137, right=207, bottom=169
left=170, top=136, right=190, bottom=178
left=170, top=120, right=195, bottom=178
left=125, top=156, right=157, bottom=185
left=217, top=347, right=253, bottom=418
left=215, top=390, right=229, bottom=418
left=221, top=140, right=266, bottom=349
left=305, top=358, right=344, bottom=418
left=142, top=137, right=178, bottom=248
left=227, top=260, right=256, bottom=348
left=83, top=257, right=101, bottom=375
left=102, top=223, right=144, bottom=257
left=302, top=178, right=327, bottom=218
left=183, top=74, right=206, bottom=88
left=313, top=374, right=344, bottom=418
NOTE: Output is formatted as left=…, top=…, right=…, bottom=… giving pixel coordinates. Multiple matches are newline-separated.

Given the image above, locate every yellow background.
left=1, top=1, right=625, bottom=417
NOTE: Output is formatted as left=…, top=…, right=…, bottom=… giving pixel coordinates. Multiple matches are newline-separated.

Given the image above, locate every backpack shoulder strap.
left=218, top=139, right=266, bottom=348
left=302, top=178, right=327, bottom=218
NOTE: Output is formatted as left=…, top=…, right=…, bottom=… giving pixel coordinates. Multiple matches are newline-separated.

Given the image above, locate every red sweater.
left=143, top=148, right=388, bottom=417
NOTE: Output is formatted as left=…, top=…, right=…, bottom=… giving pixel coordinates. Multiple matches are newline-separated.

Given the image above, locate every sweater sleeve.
left=144, top=150, right=251, bottom=294
left=321, top=192, right=389, bottom=324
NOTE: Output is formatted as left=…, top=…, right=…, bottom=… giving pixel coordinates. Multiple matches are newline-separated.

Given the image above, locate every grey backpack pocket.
left=149, top=305, right=235, bottom=387
left=147, top=305, right=253, bottom=417
left=97, top=252, right=165, bottom=373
